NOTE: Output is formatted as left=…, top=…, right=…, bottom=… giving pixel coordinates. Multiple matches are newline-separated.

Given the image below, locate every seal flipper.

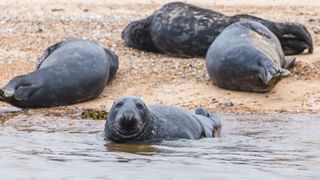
left=36, top=41, right=63, bottom=69
left=258, top=63, right=281, bottom=85
left=14, top=85, right=38, bottom=101
left=280, top=68, right=291, bottom=77
left=195, top=107, right=211, bottom=117
left=241, top=21, right=272, bottom=39
left=282, top=56, right=296, bottom=69
left=230, top=14, right=277, bottom=39
left=277, top=23, right=313, bottom=54
left=1, top=76, right=27, bottom=98
left=104, top=49, right=119, bottom=81
left=0, top=76, right=34, bottom=105
left=1, top=75, right=39, bottom=102
left=280, top=37, right=309, bottom=55
left=195, top=108, right=222, bottom=138
left=258, top=62, right=291, bottom=89
left=230, top=14, right=313, bottom=55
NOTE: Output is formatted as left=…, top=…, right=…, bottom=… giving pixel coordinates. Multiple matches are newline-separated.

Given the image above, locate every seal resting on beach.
left=104, top=96, right=222, bottom=143
left=122, top=2, right=313, bottom=57
left=0, top=39, right=119, bottom=108
left=206, top=21, right=295, bottom=92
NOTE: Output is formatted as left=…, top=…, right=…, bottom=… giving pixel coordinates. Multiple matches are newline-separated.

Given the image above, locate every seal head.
left=105, top=96, right=153, bottom=143
left=121, top=17, right=159, bottom=52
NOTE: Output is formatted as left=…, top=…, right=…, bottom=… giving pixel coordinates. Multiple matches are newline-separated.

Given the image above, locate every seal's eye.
left=115, top=102, right=123, bottom=108
left=136, top=103, right=144, bottom=110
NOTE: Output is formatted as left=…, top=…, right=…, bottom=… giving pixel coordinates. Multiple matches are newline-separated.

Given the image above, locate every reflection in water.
left=0, top=114, right=319, bottom=179
left=106, top=142, right=160, bottom=154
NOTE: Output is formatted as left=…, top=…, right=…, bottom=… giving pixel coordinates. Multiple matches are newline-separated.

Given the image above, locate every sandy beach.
left=0, top=0, right=319, bottom=116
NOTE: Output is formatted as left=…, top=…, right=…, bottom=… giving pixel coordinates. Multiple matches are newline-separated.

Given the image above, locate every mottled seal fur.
left=122, top=2, right=313, bottom=57
left=0, top=39, right=118, bottom=108
left=104, top=96, right=221, bottom=143
left=206, top=21, right=295, bottom=92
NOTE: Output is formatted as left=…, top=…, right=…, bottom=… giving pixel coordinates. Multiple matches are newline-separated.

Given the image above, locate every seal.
left=122, top=2, right=313, bottom=57
left=206, top=21, right=296, bottom=92
left=0, top=39, right=119, bottom=108
left=104, top=96, right=221, bottom=143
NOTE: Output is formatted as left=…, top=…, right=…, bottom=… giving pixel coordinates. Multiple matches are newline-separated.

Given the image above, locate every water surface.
left=0, top=113, right=319, bottom=179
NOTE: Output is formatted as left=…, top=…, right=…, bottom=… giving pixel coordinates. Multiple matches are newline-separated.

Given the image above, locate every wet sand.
left=0, top=0, right=319, bottom=115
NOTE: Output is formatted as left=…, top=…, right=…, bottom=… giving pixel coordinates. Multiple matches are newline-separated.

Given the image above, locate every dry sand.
left=0, top=0, right=319, bottom=116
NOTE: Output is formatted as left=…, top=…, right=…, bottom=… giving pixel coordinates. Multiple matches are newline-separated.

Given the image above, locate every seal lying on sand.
left=104, top=96, right=221, bottom=143
left=0, top=39, right=118, bottom=108
left=122, top=2, right=313, bottom=57
left=206, top=21, right=295, bottom=92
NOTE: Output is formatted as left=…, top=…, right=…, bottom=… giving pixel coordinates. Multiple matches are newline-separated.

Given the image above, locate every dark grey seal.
left=0, top=39, right=118, bottom=108
left=206, top=21, right=295, bottom=92
left=104, top=96, right=221, bottom=143
left=122, top=2, right=313, bottom=57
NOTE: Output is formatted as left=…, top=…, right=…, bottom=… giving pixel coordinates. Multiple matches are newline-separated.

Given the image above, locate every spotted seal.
left=206, top=21, right=295, bottom=92
left=0, top=39, right=118, bottom=108
left=104, top=96, right=221, bottom=143
left=122, top=2, right=313, bottom=57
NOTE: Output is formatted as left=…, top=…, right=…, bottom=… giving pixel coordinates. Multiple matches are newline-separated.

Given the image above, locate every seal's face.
left=105, top=96, right=151, bottom=142
left=121, top=17, right=159, bottom=52
left=121, top=20, right=146, bottom=49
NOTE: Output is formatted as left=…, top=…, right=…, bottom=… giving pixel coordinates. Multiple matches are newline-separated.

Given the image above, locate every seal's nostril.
left=119, top=113, right=138, bottom=132
left=127, top=114, right=133, bottom=120
left=124, top=112, right=136, bottom=121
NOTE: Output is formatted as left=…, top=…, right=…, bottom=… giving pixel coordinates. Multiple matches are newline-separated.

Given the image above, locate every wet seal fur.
left=122, top=2, right=313, bottom=57
left=104, top=96, right=221, bottom=143
left=206, top=21, right=295, bottom=92
left=0, top=39, right=119, bottom=108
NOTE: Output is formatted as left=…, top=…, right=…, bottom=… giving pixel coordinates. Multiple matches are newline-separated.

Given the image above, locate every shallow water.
left=0, top=113, right=319, bottom=179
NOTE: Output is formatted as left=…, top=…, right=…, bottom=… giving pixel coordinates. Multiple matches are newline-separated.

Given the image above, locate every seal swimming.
left=122, top=2, right=313, bottom=57
left=206, top=21, right=295, bottom=92
left=0, top=39, right=119, bottom=108
left=104, top=96, right=221, bottom=143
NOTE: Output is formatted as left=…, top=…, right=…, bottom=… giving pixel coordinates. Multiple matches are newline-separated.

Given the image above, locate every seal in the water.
left=0, top=39, right=119, bottom=108
left=122, top=2, right=313, bottom=57
left=206, top=21, right=296, bottom=92
left=104, top=96, right=221, bottom=143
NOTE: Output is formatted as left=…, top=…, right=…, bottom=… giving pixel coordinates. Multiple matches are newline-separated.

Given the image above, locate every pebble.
left=314, top=25, right=320, bottom=34
left=224, top=100, right=234, bottom=107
